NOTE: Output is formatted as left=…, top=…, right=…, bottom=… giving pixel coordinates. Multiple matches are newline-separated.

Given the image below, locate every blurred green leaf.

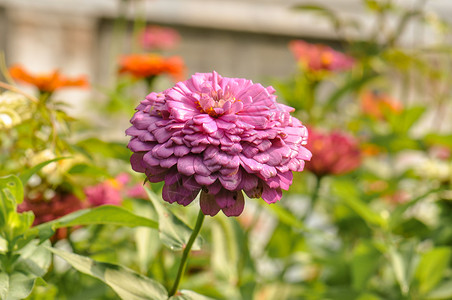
left=266, top=203, right=306, bottom=231
left=76, top=138, right=130, bottom=161
left=211, top=218, right=239, bottom=287
left=425, top=133, right=452, bottom=149
left=19, top=157, right=70, bottom=186
left=0, top=175, right=23, bottom=206
left=132, top=199, right=160, bottom=273
left=169, top=289, right=213, bottom=300
left=415, top=247, right=451, bottom=295
left=332, top=180, right=386, bottom=228
left=145, top=188, right=202, bottom=251
left=48, top=247, right=168, bottom=300
left=389, top=188, right=442, bottom=230
left=426, top=280, right=452, bottom=299
left=68, top=163, right=111, bottom=177
left=351, top=240, right=381, bottom=290
left=0, top=240, right=51, bottom=300
left=389, top=247, right=409, bottom=295
left=34, top=205, right=158, bottom=241
left=390, top=106, right=426, bottom=135
left=0, top=175, right=24, bottom=230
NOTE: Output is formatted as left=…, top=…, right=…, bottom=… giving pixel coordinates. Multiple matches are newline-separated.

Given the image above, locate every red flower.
left=18, top=192, right=85, bottom=226
left=305, top=128, right=362, bottom=177
left=118, top=53, right=185, bottom=81
left=289, top=40, right=355, bottom=73
left=9, top=64, right=89, bottom=93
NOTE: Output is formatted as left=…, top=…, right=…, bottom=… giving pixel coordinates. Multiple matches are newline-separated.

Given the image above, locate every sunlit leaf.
left=0, top=240, right=51, bottom=300
left=145, top=188, right=202, bottom=251
left=351, top=240, right=381, bottom=290
left=169, top=289, right=214, bottom=300
left=416, top=247, right=451, bottom=295
left=389, top=247, right=409, bottom=296
left=0, top=175, right=23, bottom=205
left=48, top=247, right=168, bottom=300
left=34, top=205, right=158, bottom=241
left=426, top=280, right=452, bottom=299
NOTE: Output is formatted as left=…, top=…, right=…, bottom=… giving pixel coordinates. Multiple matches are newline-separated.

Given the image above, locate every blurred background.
left=1, top=0, right=450, bottom=118
left=3, top=1, right=452, bottom=299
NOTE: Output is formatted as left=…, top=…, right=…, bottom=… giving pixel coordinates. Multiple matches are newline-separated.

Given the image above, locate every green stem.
left=303, top=175, right=323, bottom=221
left=168, top=209, right=205, bottom=297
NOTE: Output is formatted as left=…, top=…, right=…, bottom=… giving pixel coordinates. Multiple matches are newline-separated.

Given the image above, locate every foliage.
left=2, top=1, right=452, bottom=299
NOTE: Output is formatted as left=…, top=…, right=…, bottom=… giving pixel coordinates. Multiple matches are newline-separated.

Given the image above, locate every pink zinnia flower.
left=126, top=72, right=311, bottom=217
left=140, top=26, right=180, bottom=51
left=305, top=128, right=361, bottom=177
left=289, top=40, right=355, bottom=73
left=84, top=177, right=124, bottom=207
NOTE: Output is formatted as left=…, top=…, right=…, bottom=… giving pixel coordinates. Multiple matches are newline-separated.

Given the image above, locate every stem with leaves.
left=168, top=209, right=205, bottom=297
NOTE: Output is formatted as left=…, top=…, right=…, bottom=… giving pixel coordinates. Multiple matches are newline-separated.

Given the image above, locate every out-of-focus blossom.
left=140, top=26, right=180, bottom=50
left=9, top=64, right=89, bottom=93
left=84, top=177, right=125, bottom=207
left=18, top=192, right=84, bottom=226
left=126, top=183, right=147, bottom=199
left=360, top=90, right=402, bottom=120
left=416, top=158, right=451, bottom=183
left=118, top=54, right=185, bottom=82
left=384, top=190, right=410, bottom=205
left=0, top=91, right=31, bottom=129
left=289, top=40, right=355, bottom=73
left=305, top=127, right=361, bottom=177
left=429, top=146, right=451, bottom=161
left=126, top=71, right=311, bottom=217
left=360, top=143, right=385, bottom=157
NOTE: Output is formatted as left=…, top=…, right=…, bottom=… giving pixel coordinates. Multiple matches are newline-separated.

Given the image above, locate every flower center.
left=196, top=89, right=239, bottom=117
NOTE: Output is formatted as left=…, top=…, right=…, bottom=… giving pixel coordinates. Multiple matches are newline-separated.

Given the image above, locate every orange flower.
left=9, top=64, right=89, bottom=93
left=360, top=90, right=402, bottom=120
left=118, top=53, right=185, bottom=81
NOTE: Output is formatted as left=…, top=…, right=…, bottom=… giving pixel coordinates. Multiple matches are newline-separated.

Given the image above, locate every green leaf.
left=415, top=247, right=451, bottom=295
left=425, top=133, right=452, bottom=149
left=389, top=188, right=442, bottom=230
left=67, top=163, right=110, bottom=177
left=0, top=175, right=24, bottom=229
left=18, top=157, right=70, bottom=185
left=332, top=180, right=386, bottom=228
left=0, top=272, right=35, bottom=300
left=33, top=205, right=158, bottom=241
left=76, top=138, right=130, bottom=161
left=132, top=200, right=160, bottom=273
left=0, top=240, right=51, bottom=300
left=211, top=217, right=239, bottom=283
left=169, top=289, right=214, bottom=300
left=47, top=247, right=168, bottom=300
left=389, top=106, right=426, bottom=135
left=0, top=175, right=24, bottom=205
left=265, top=203, right=306, bottom=230
left=351, top=240, right=381, bottom=290
left=426, top=280, right=452, bottom=299
left=145, top=188, right=202, bottom=251
left=389, top=247, right=409, bottom=296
